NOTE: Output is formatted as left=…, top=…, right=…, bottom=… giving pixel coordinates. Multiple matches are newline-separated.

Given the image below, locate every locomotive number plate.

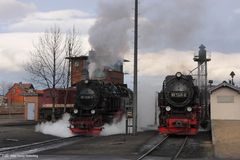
left=170, top=92, right=187, bottom=97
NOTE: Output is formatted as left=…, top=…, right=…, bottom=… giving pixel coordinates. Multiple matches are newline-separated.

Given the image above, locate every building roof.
left=21, top=89, right=44, bottom=97
left=66, top=55, right=130, bottom=62
left=43, top=87, right=76, bottom=91
left=66, top=56, right=88, bottom=60
left=19, top=83, right=34, bottom=90
left=36, top=90, right=44, bottom=94
left=6, top=82, right=34, bottom=96
left=209, top=81, right=240, bottom=93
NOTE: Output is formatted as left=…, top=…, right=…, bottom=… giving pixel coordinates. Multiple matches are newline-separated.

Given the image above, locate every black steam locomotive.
left=158, top=72, right=200, bottom=135
left=69, top=80, right=133, bottom=135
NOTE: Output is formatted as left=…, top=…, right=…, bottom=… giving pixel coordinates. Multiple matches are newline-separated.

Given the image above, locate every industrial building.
left=210, top=81, right=240, bottom=159
left=67, top=50, right=124, bottom=86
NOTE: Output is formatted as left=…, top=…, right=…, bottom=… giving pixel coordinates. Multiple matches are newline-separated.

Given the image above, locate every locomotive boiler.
left=158, top=72, right=200, bottom=135
left=69, top=79, right=133, bottom=135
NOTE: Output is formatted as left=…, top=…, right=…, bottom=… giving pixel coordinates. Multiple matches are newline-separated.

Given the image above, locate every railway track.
left=137, top=135, right=188, bottom=160
left=0, top=135, right=92, bottom=157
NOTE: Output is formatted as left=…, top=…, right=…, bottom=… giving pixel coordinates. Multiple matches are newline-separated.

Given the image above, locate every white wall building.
left=210, top=81, right=240, bottom=120
left=210, top=81, right=240, bottom=159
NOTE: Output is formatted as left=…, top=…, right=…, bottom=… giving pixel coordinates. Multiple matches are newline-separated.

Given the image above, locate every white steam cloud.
left=88, top=62, right=97, bottom=79
left=35, top=113, right=74, bottom=138
left=88, top=0, right=132, bottom=78
left=100, top=116, right=126, bottom=136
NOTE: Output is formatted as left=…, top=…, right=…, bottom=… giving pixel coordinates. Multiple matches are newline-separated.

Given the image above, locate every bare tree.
left=63, top=27, right=83, bottom=112
left=0, top=81, right=12, bottom=106
left=25, top=26, right=66, bottom=121
left=0, top=81, right=12, bottom=96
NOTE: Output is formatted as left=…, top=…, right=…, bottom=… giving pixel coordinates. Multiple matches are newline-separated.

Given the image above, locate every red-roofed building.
left=6, top=82, right=34, bottom=107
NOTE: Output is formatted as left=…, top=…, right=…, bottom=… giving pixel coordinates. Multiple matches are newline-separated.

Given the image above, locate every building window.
left=74, top=61, right=79, bottom=67
left=83, top=60, right=88, bottom=69
left=217, top=96, right=234, bottom=103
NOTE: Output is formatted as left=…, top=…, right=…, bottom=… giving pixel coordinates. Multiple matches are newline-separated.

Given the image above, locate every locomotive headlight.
left=91, top=109, right=96, bottom=114
left=165, top=106, right=171, bottom=111
left=85, top=80, right=89, bottom=84
left=176, top=72, right=182, bottom=78
left=187, top=107, right=192, bottom=112
left=73, top=109, right=78, bottom=114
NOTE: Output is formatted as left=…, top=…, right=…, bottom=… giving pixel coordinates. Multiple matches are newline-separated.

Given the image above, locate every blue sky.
left=1, top=0, right=240, bottom=86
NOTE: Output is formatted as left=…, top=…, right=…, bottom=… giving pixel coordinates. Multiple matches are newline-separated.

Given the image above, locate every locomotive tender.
left=69, top=79, right=133, bottom=135
left=158, top=72, right=200, bottom=135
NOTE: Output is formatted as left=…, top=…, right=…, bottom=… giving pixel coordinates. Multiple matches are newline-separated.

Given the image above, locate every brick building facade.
left=67, top=50, right=125, bottom=86
left=6, top=82, right=34, bottom=107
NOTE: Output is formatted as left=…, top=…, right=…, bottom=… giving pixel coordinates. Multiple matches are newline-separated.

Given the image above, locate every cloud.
left=26, top=9, right=91, bottom=20
left=138, top=0, right=207, bottom=51
left=0, top=0, right=36, bottom=24
left=0, top=33, right=40, bottom=72
left=124, top=49, right=195, bottom=76
left=0, top=34, right=238, bottom=87
left=1, top=0, right=240, bottom=87
left=124, top=49, right=240, bottom=85
left=136, top=0, right=240, bottom=53
left=0, top=32, right=90, bottom=72
left=208, top=52, right=240, bottom=83
left=0, top=32, right=90, bottom=83
left=8, top=10, right=95, bottom=34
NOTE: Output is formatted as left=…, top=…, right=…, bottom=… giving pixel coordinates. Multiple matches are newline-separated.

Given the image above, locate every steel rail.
left=136, top=135, right=169, bottom=160
left=0, top=135, right=88, bottom=155
left=171, top=136, right=188, bottom=160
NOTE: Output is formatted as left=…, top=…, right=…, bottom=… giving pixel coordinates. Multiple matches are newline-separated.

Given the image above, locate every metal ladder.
left=125, top=104, right=133, bottom=134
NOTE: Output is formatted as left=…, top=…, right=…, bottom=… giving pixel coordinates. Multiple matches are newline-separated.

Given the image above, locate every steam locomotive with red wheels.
left=69, top=79, right=133, bottom=135
left=158, top=72, right=200, bottom=135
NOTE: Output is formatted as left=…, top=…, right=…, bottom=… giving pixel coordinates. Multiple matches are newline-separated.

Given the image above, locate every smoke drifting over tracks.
left=35, top=113, right=74, bottom=138
left=100, top=116, right=126, bottom=136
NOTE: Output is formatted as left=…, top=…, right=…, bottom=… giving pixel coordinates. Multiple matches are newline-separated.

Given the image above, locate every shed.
left=210, top=81, right=240, bottom=159
left=23, top=90, right=43, bottom=121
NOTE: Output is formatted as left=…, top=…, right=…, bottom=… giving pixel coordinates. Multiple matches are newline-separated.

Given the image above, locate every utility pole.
left=133, top=0, right=138, bottom=135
